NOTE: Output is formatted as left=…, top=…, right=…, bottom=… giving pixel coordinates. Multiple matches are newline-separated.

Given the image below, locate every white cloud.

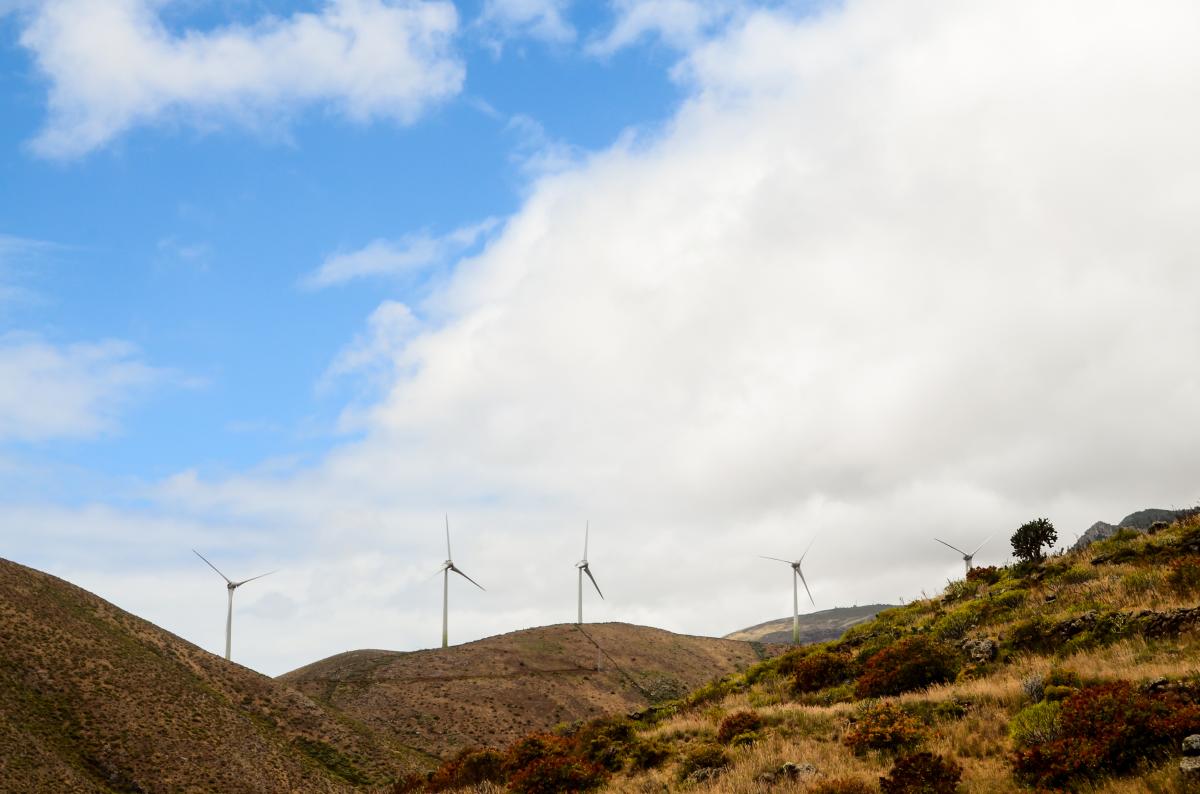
left=12, top=0, right=1200, bottom=676
left=17, top=0, right=464, bottom=158
left=301, top=218, right=499, bottom=289
left=478, top=0, right=575, bottom=44
left=587, top=0, right=744, bottom=56
left=0, top=333, right=165, bottom=442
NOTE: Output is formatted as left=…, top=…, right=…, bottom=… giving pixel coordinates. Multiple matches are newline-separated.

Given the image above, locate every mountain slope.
left=0, top=557, right=420, bottom=793
left=723, top=604, right=891, bottom=645
left=280, top=622, right=784, bottom=759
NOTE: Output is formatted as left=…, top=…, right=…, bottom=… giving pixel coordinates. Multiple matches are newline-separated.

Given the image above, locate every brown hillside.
left=280, top=622, right=784, bottom=759
left=723, top=604, right=891, bottom=645
left=0, top=557, right=422, bottom=793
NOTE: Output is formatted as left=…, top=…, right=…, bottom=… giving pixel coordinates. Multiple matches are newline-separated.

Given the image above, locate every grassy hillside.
left=281, top=623, right=785, bottom=761
left=397, top=514, right=1200, bottom=793
left=0, top=557, right=424, bottom=793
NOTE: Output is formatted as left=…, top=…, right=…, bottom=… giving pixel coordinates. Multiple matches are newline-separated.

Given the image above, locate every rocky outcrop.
left=1071, top=508, right=1200, bottom=552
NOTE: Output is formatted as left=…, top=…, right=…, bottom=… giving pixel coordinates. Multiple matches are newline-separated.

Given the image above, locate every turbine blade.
left=934, top=538, right=969, bottom=556
left=445, top=514, right=452, bottom=559
left=969, top=535, right=992, bottom=557
left=193, top=549, right=231, bottom=584
left=759, top=555, right=794, bottom=564
left=583, top=565, right=604, bottom=599
left=236, top=570, right=276, bottom=587
left=450, top=565, right=485, bottom=591
left=797, top=568, right=815, bottom=607
left=583, top=521, right=589, bottom=560
left=798, top=536, right=816, bottom=564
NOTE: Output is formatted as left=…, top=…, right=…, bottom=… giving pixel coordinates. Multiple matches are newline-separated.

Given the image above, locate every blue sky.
left=3, top=0, right=1200, bottom=675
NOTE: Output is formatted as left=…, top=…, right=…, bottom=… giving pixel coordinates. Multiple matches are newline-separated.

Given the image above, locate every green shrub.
left=991, top=588, right=1027, bottom=610
left=1122, top=569, right=1159, bottom=597
left=1008, top=701, right=1061, bottom=747
left=856, top=637, right=959, bottom=698
left=626, top=738, right=671, bottom=771
left=1057, top=564, right=1096, bottom=585
left=1167, top=556, right=1200, bottom=597
left=931, top=603, right=982, bottom=642
left=879, top=752, right=962, bottom=794
left=716, top=710, right=762, bottom=745
left=1011, top=518, right=1057, bottom=563
left=572, top=717, right=636, bottom=772
left=1011, top=680, right=1200, bottom=788
left=843, top=702, right=927, bottom=755
left=676, top=744, right=730, bottom=782
left=792, top=651, right=853, bottom=694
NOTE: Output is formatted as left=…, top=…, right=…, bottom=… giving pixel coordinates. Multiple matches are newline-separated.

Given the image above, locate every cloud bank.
left=16, top=0, right=1200, bottom=674
left=17, top=0, right=464, bottom=158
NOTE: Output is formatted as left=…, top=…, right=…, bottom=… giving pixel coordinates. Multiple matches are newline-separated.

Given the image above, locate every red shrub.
left=716, top=710, right=763, bottom=744
left=966, top=565, right=1001, bottom=584
left=793, top=651, right=852, bottom=693
left=843, top=702, right=927, bottom=755
left=880, top=752, right=962, bottom=793
left=507, top=755, right=606, bottom=794
left=1011, top=680, right=1200, bottom=788
left=422, top=748, right=505, bottom=791
left=502, top=733, right=573, bottom=776
left=856, top=637, right=959, bottom=698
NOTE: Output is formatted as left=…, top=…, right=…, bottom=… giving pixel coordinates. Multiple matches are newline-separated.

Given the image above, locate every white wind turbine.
left=934, top=536, right=991, bottom=576
left=438, top=515, right=484, bottom=649
left=761, top=538, right=816, bottom=645
left=576, top=522, right=604, bottom=624
left=192, top=550, right=275, bottom=662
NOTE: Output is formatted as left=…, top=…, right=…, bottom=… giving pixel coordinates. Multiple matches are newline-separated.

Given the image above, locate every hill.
left=0, top=557, right=422, bottom=793
left=723, top=604, right=891, bottom=645
left=1072, top=506, right=1199, bottom=551
left=399, top=514, right=1200, bottom=793
left=280, top=623, right=785, bottom=760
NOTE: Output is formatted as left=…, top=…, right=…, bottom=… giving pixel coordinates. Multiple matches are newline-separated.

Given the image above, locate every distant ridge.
left=280, top=622, right=787, bottom=759
left=1072, top=507, right=1200, bottom=551
left=723, top=604, right=891, bottom=645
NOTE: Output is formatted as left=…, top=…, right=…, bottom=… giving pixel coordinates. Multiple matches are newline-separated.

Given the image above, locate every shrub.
left=1011, top=518, right=1057, bottom=563
left=573, top=717, right=636, bottom=771
left=716, top=710, right=763, bottom=745
left=810, top=778, right=877, bottom=794
left=990, top=588, right=1027, bottom=610
left=931, top=603, right=982, bottom=642
left=507, top=755, right=606, bottom=794
left=856, top=637, right=959, bottom=698
left=843, top=702, right=927, bottom=754
left=424, top=748, right=506, bottom=791
left=965, top=565, right=1001, bottom=584
left=1008, top=701, right=1061, bottom=747
left=879, top=752, right=962, bottom=794
left=626, top=738, right=671, bottom=771
left=1167, top=556, right=1200, bottom=597
left=676, top=744, right=730, bottom=782
left=793, top=651, right=852, bottom=693
left=502, top=734, right=573, bottom=776
left=1011, top=680, right=1200, bottom=788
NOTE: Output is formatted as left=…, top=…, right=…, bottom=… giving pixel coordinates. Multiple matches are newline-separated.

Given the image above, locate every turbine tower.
left=576, top=521, right=604, bottom=624
left=934, top=536, right=991, bottom=575
left=439, top=515, right=484, bottom=649
left=192, top=550, right=275, bottom=661
left=760, top=538, right=815, bottom=645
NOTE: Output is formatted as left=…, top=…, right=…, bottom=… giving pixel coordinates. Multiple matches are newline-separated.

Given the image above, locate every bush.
left=1011, top=518, right=1057, bottom=563
left=1008, top=701, right=1061, bottom=747
left=1167, top=556, right=1200, bottom=597
left=716, top=710, right=763, bottom=745
left=507, top=756, right=606, bottom=794
left=856, top=637, right=959, bottom=698
left=626, top=738, right=671, bottom=771
left=676, top=744, right=730, bottom=782
left=1011, top=680, right=1200, bottom=788
left=879, top=752, right=962, bottom=794
left=424, top=748, right=506, bottom=791
left=793, top=651, right=852, bottom=693
left=843, top=702, right=928, bottom=754
left=572, top=718, right=636, bottom=771
left=503, top=734, right=573, bottom=776
left=810, top=778, right=877, bottom=794
left=966, top=565, right=1001, bottom=584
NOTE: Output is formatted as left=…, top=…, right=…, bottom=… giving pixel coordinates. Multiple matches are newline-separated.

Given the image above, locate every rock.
left=1184, top=735, right=1200, bottom=756
left=758, top=763, right=818, bottom=786
left=1145, top=677, right=1169, bottom=693
left=1180, top=756, right=1200, bottom=778
left=960, top=637, right=998, bottom=663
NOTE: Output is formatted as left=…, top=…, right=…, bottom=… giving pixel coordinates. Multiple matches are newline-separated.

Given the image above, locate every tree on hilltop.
left=1011, top=518, right=1057, bottom=563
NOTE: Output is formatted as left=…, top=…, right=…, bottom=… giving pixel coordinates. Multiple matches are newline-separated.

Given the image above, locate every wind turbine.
left=576, top=521, right=604, bottom=624
left=934, top=536, right=991, bottom=575
left=192, top=550, right=275, bottom=662
left=761, top=538, right=815, bottom=645
left=439, top=515, right=484, bottom=649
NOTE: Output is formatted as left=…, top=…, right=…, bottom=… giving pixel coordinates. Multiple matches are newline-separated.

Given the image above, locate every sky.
left=2, top=0, right=1199, bottom=676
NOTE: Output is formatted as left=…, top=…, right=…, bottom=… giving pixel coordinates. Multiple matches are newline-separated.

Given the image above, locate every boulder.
left=960, top=637, right=998, bottom=664
left=1183, top=734, right=1200, bottom=756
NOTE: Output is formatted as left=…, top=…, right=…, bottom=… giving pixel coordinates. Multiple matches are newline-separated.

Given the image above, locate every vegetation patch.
left=855, top=637, right=959, bottom=697
left=844, top=701, right=928, bottom=755
left=880, top=751, right=963, bottom=794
